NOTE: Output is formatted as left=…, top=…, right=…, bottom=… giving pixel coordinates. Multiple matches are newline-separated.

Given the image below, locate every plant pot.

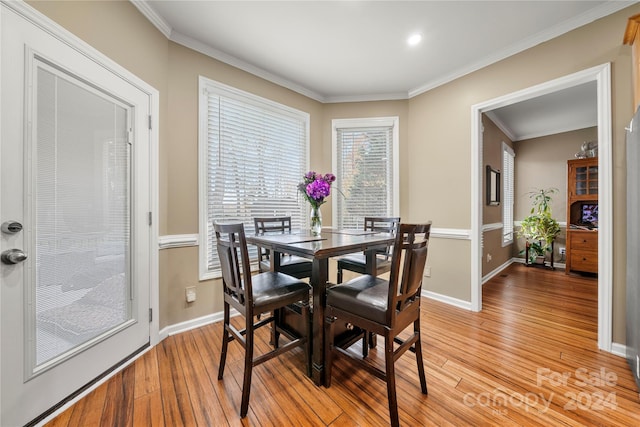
left=534, top=255, right=546, bottom=264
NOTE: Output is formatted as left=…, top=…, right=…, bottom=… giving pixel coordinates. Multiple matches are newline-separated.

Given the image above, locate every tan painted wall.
left=161, top=42, right=324, bottom=326
left=28, top=0, right=171, bottom=233
left=483, top=115, right=513, bottom=225
left=408, top=5, right=637, bottom=342
left=28, top=1, right=640, bottom=342
left=27, top=0, right=325, bottom=328
left=512, top=127, right=598, bottom=262
left=514, top=127, right=598, bottom=222
left=482, top=115, right=514, bottom=276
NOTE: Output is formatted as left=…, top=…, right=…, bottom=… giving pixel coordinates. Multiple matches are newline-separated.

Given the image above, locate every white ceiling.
left=133, top=0, right=632, bottom=138
left=487, top=81, right=598, bottom=141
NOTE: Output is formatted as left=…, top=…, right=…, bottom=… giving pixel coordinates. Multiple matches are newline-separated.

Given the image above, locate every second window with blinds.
left=332, top=117, right=399, bottom=229
left=502, top=142, right=515, bottom=245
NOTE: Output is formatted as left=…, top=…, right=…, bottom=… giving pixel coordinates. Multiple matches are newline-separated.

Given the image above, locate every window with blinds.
left=502, top=142, right=515, bottom=245
left=199, top=77, right=309, bottom=279
left=332, top=117, right=399, bottom=229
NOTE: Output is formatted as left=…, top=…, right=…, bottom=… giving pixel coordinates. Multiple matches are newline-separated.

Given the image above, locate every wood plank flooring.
left=45, top=263, right=640, bottom=426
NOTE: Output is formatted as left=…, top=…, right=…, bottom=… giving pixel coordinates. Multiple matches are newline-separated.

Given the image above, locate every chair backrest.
left=364, top=217, right=401, bottom=258
left=214, top=221, right=253, bottom=311
left=386, top=222, right=431, bottom=324
left=254, top=216, right=293, bottom=234
left=253, top=216, right=293, bottom=260
left=364, top=217, right=400, bottom=234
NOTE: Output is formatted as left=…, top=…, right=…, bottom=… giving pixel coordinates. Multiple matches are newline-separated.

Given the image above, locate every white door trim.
left=1, top=2, right=160, bottom=423
left=1, top=2, right=160, bottom=420
left=470, top=63, right=613, bottom=352
left=4, top=0, right=159, bottom=349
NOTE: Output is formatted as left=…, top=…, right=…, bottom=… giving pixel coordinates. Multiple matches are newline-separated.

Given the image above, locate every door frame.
left=470, top=63, right=613, bottom=352
left=0, top=0, right=159, bottom=417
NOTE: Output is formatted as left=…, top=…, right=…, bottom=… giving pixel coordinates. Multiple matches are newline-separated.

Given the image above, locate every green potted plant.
left=517, top=188, right=561, bottom=264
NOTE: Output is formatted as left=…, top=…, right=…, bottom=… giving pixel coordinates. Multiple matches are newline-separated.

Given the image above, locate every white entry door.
left=1, top=5, right=153, bottom=426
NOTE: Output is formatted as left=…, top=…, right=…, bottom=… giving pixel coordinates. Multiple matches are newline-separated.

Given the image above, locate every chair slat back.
left=214, top=222, right=253, bottom=308
left=364, top=217, right=400, bottom=258
left=253, top=216, right=293, bottom=261
left=387, top=222, right=431, bottom=323
left=254, top=216, right=292, bottom=234
left=364, top=216, right=400, bottom=233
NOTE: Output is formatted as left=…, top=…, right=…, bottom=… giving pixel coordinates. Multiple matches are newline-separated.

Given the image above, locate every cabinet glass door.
left=575, top=165, right=598, bottom=196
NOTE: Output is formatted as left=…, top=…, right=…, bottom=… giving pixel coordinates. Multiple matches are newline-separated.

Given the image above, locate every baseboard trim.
left=610, top=342, right=627, bottom=358
left=159, top=309, right=240, bottom=340
left=482, top=259, right=514, bottom=284
left=421, top=290, right=472, bottom=310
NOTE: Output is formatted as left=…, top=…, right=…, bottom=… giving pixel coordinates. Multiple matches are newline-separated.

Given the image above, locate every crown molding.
left=484, top=111, right=517, bottom=142
left=169, top=31, right=326, bottom=102
left=409, top=1, right=633, bottom=98
left=324, top=92, right=409, bottom=103
left=514, top=119, right=598, bottom=142
left=131, top=0, right=632, bottom=103
left=130, top=0, right=172, bottom=38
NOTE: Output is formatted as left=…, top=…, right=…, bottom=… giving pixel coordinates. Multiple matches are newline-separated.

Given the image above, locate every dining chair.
left=214, top=222, right=311, bottom=418
left=324, top=222, right=432, bottom=427
left=254, top=216, right=313, bottom=279
left=336, top=216, right=400, bottom=283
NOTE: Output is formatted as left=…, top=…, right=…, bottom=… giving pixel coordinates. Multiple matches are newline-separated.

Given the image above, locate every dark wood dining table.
left=246, top=227, right=395, bottom=386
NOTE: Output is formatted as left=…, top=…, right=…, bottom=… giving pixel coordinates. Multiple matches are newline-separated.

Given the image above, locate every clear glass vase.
left=310, top=205, right=322, bottom=236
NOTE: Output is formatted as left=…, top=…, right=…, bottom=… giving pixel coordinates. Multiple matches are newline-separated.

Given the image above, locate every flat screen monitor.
left=581, top=203, right=598, bottom=225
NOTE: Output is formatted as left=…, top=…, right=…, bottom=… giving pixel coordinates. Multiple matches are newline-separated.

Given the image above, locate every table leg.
left=269, top=251, right=283, bottom=346
left=364, top=248, right=378, bottom=349
left=311, top=257, right=329, bottom=386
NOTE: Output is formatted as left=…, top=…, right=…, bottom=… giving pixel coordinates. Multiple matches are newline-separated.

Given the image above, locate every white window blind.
left=333, top=118, right=399, bottom=229
left=35, top=64, right=131, bottom=365
left=502, top=142, right=515, bottom=245
left=199, top=77, right=309, bottom=279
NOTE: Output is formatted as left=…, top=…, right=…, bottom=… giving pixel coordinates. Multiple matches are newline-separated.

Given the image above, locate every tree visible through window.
left=333, top=117, right=399, bottom=229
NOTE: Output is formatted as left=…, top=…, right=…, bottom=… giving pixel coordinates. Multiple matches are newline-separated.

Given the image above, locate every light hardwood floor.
left=45, top=263, right=640, bottom=426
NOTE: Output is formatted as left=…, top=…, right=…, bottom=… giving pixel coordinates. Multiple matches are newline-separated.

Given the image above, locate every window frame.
left=198, top=76, right=310, bottom=280
left=331, top=117, right=400, bottom=229
left=502, top=141, right=515, bottom=246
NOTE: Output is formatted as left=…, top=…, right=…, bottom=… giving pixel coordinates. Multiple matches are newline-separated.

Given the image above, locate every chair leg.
left=272, top=309, right=280, bottom=349
left=385, top=334, right=400, bottom=427
left=302, top=302, right=312, bottom=377
left=240, top=319, right=254, bottom=418
left=362, top=330, right=369, bottom=358
left=218, top=303, right=230, bottom=380
left=414, top=319, right=428, bottom=395
left=337, top=266, right=343, bottom=284
left=324, top=315, right=336, bottom=387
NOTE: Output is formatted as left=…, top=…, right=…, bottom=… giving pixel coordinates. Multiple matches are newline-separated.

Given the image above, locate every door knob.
left=1, top=249, right=27, bottom=264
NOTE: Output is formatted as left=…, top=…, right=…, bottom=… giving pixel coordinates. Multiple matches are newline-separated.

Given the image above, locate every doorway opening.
left=470, top=63, right=613, bottom=351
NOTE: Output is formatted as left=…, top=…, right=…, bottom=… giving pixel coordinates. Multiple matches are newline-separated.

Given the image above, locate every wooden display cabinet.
left=565, top=157, right=598, bottom=274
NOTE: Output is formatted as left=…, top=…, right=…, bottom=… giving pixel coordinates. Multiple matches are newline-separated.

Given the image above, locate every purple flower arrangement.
left=298, top=171, right=336, bottom=208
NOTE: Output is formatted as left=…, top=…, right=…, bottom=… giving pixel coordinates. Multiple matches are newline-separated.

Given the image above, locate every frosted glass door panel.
left=34, top=64, right=131, bottom=367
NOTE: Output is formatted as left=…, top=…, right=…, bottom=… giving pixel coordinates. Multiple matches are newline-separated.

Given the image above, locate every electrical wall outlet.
left=486, top=253, right=492, bottom=263
left=185, top=286, right=196, bottom=303
left=424, top=266, right=431, bottom=277
left=559, top=247, right=566, bottom=255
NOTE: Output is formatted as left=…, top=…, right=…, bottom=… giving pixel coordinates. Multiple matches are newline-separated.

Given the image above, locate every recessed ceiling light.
left=407, top=33, right=422, bottom=46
